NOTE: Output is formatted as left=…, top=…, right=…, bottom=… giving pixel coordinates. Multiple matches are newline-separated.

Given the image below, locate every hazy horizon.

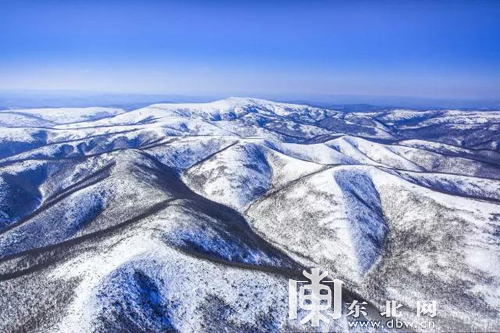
left=0, top=89, right=499, bottom=110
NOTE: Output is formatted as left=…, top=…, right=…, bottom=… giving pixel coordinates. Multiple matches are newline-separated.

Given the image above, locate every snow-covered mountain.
left=0, top=97, right=499, bottom=332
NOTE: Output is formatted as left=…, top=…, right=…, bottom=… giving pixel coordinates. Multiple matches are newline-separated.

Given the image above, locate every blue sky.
left=1, top=0, right=499, bottom=101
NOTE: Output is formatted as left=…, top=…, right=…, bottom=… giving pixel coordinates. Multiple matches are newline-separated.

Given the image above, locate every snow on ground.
left=0, top=107, right=125, bottom=126
left=1, top=98, right=499, bottom=332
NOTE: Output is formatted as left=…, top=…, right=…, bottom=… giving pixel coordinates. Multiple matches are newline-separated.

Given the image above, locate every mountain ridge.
left=0, top=98, right=499, bottom=332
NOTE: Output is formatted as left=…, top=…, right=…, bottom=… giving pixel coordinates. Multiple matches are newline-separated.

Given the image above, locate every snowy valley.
left=0, top=98, right=499, bottom=332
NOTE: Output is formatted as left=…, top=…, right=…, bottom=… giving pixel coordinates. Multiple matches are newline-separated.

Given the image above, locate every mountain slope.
left=0, top=98, right=499, bottom=332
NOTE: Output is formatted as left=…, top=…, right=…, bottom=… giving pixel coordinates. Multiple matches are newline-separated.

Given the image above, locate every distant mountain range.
left=1, top=90, right=499, bottom=110
left=0, top=97, right=499, bottom=332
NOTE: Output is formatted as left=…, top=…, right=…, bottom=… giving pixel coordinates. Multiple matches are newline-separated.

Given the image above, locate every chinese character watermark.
left=288, top=268, right=342, bottom=327
left=346, top=300, right=368, bottom=318
left=380, top=300, right=403, bottom=318
left=288, top=267, right=437, bottom=328
left=417, top=301, right=437, bottom=317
